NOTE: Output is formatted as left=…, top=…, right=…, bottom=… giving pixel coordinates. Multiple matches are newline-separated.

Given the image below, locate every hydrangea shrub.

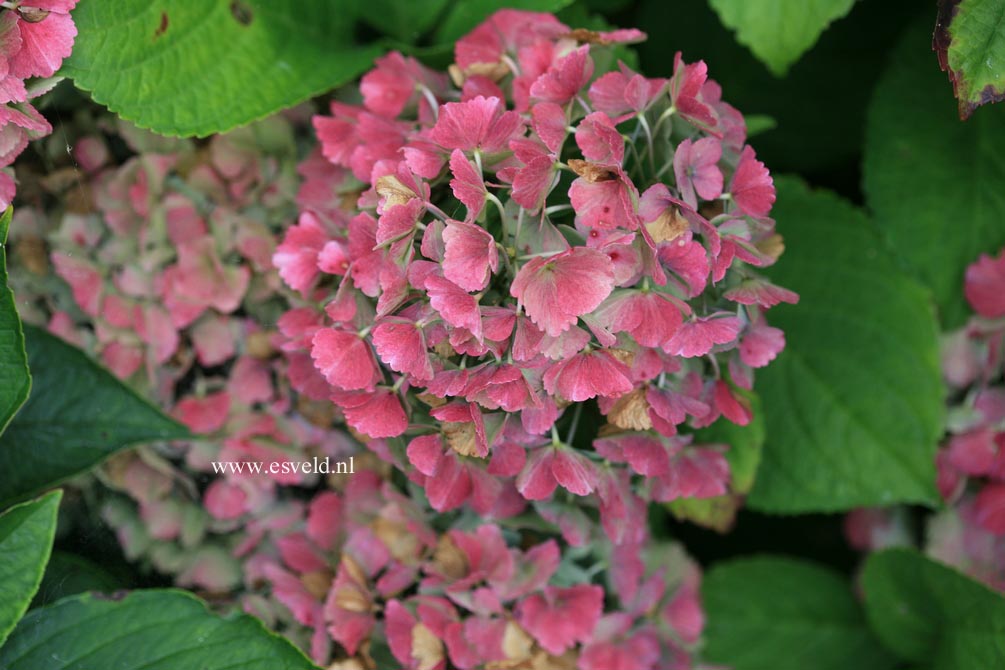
left=5, top=9, right=801, bottom=668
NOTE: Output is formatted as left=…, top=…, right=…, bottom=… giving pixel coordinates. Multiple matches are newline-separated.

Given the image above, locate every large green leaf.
left=707, top=0, right=856, bottom=76
left=62, top=0, right=384, bottom=137
left=863, top=549, right=1005, bottom=668
left=0, top=590, right=317, bottom=669
left=0, top=207, right=30, bottom=435
left=703, top=556, right=895, bottom=670
left=748, top=177, right=944, bottom=512
left=934, top=0, right=1005, bottom=119
left=865, top=16, right=1005, bottom=328
left=0, top=327, right=189, bottom=507
left=0, top=490, right=61, bottom=647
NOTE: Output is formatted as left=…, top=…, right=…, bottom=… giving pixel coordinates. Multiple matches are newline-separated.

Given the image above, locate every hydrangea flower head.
left=275, top=9, right=796, bottom=542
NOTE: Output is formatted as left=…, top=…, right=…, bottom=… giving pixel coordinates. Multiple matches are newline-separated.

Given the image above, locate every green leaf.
left=744, top=114, right=778, bottom=137
left=935, top=0, right=1005, bottom=119
left=62, top=0, right=384, bottom=137
left=703, top=556, right=895, bottom=670
left=0, top=490, right=61, bottom=647
left=1, top=589, right=318, bottom=669
left=355, top=0, right=451, bottom=43
left=32, top=551, right=124, bottom=609
left=0, top=327, right=189, bottom=507
left=433, top=0, right=575, bottom=45
left=707, top=0, right=856, bottom=76
left=865, top=15, right=1005, bottom=328
left=0, top=206, right=30, bottom=435
left=748, top=177, right=944, bottom=512
left=862, top=549, right=1005, bottom=668
left=669, top=392, right=765, bottom=531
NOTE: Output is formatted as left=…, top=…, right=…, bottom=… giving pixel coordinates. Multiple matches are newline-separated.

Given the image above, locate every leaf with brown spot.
left=934, top=0, right=1005, bottom=119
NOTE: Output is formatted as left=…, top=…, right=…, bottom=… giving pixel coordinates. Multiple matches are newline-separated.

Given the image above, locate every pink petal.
left=407, top=434, right=443, bottom=476
left=946, top=428, right=997, bottom=477
left=204, top=480, right=247, bottom=520
left=372, top=318, right=434, bottom=381
left=510, top=247, right=615, bottom=337
left=9, top=11, right=76, bottom=79
left=443, top=219, right=499, bottom=292
left=730, top=145, right=774, bottom=218
left=449, top=149, right=488, bottom=218
left=311, top=328, right=379, bottom=391
left=739, top=322, right=786, bottom=368
left=575, top=112, right=623, bottom=165
left=532, top=101, right=567, bottom=153
left=664, top=315, right=742, bottom=358
left=306, top=491, right=342, bottom=551
left=430, top=95, right=523, bottom=153
left=965, top=250, right=1005, bottom=318
left=426, top=273, right=483, bottom=341
left=173, top=391, right=231, bottom=433
left=336, top=389, right=408, bottom=439
left=974, top=483, right=1005, bottom=535
left=517, top=584, right=603, bottom=655
left=273, top=212, right=329, bottom=293
left=530, top=45, right=594, bottom=105
left=551, top=447, right=598, bottom=496
left=569, top=175, right=638, bottom=231
left=516, top=448, right=558, bottom=500
left=426, top=450, right=472, bottom=511
left=277, top=533, right=328, bottom=574
left=542, top=349, right=633, bottom=402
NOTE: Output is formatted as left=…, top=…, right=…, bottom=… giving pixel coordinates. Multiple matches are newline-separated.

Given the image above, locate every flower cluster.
left=12, top=110, right=360, bottom=594
left=0, top=0, right=77, bottom=208
left=244, top=472, right=705, bottom=669
left=276, top=9, right=795, bottom=542
left=14, top=105, right=711, bottom=668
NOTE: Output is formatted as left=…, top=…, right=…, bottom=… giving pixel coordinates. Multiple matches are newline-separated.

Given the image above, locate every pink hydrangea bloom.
left=273, top=9, right=793, bottom=556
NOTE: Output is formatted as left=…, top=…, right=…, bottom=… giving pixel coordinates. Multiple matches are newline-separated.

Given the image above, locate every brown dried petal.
left=567, top=159, right=616, bottom=183
left=375, top=174, right=417, bottom=208
left=607, top=348, right=635, bottom=367
left=755, top=233, right=785, bottom=262
left=300, top=569, right=334, bottom=600
left=606, top=387, right=653, bottom=431
left=17, top=7, right=50, bottom=22
left=444, top=421, right=480, bottom=457
left=246, top=331, right=276, bottom=359
left=464, top=61, right=511, bottom=83
left=411, top=623, right=445, bottom=670
left=14, top=235, right=49, bottom=275
left=372, top=516, right=420, bottom=563
left=645, top=208, right=690, bottom=245
left=416, top=392, right=448, bottom=408
left=433, top=534, right=469, bottom=579
left=561, top=28, right=614, bottom=45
